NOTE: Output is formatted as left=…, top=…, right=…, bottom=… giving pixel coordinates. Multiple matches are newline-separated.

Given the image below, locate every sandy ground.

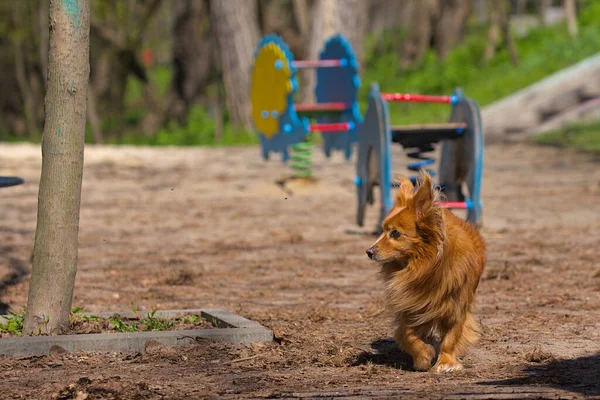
left=0, top=141, right=598, bottom=399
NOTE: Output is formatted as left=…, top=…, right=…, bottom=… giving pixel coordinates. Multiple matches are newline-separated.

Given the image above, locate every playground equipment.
left=250, top=33, right=484, bottom=230
left=250, top=34, right=362, bottom=177
left=0, top=177, right=24, bottom=188
left=356, top=83, right=484, bottom=230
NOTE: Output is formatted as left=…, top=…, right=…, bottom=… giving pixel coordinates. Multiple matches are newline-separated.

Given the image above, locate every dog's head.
left=366, top=171, right=444, bottom=265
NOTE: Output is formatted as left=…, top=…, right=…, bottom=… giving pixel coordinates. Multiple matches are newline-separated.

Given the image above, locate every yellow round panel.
left=250, top=43, right=293, bottom=139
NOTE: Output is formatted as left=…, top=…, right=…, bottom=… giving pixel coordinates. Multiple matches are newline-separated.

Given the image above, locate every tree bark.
left=484, top=0, right=518, bottom=66
left=538, top=0, right=551, bottom=26
left=301, top=0, right=367, bottom=102
left=23, top=0, right=90, bottom=335
left=564, top=0, right=578, bottom=38
left=171, top=0, right=214, bottom=120
left=39, top=0, right=49, bottom=86
left=434, top=0, right=472, bottom=60
left=12, top=2, right=42, bottom=139
left=400, top=0, right=439, bottom=68
left=210, top=0, right=259, bottom=129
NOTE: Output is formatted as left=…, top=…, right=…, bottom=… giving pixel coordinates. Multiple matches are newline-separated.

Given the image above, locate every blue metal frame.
left=355, top=83, right=392, bottom=228
left=315, top=34, right=362, bottom=160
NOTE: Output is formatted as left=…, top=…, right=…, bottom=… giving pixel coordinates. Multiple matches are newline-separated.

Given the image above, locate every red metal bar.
left=292, top=59, right=344, bottom=68
left=308, top=122, right=354, bottom=132
left=295, top=102, right=349, bottom=112
left=381, top=93, right=453, bottom=104
left=437, top=201, right=468, bottom=209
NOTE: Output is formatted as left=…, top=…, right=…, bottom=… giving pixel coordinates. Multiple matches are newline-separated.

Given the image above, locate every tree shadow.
left=349, top=338, right=414, bottom=370
left=0, top=243, right=29, bottom=315
left=479, top=353, right=600, bottom=397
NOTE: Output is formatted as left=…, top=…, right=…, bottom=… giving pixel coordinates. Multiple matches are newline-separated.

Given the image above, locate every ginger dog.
left=366, top=172, right=486, bottom=372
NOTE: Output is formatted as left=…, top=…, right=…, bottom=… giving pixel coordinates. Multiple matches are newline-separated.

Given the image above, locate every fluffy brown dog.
left=366, top=172, right=486, bottom=372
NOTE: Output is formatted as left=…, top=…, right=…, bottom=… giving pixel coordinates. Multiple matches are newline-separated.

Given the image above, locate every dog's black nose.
left=366, top=248, right=375, bottom=259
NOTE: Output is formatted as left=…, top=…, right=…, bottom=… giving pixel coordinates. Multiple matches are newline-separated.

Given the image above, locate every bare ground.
left=0, top=141, right=598, bottom=399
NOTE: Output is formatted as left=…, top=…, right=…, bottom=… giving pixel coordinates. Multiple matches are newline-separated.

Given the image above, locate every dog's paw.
left=433, top=356, right=463, bottom=373
left=412, top=344, right=436, bottom=371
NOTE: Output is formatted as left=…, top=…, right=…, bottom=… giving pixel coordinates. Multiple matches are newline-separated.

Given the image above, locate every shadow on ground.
left=0, top=243, right=29, bottom=315
left=350, top=338, right=414, bottom=370
left=479, top=353, right=600, bottom=397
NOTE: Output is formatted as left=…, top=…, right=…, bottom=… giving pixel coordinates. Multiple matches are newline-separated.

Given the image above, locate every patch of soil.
left=0, top=142, right=598, bottom=399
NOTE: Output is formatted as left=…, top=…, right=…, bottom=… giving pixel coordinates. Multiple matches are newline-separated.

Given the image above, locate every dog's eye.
left=389, top=229, right=402, bottom=240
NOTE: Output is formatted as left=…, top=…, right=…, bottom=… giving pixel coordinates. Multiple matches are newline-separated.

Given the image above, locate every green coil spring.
left=290, top=136, right=313, bottom=178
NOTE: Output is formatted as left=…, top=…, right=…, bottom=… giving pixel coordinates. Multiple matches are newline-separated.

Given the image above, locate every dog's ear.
left=413, top=171, right=435, bottom=220
left=395, top=175, right=414, bottom=201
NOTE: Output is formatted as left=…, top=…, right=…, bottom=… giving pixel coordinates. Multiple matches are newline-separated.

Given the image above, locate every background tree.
left=301, top=0, right=367, bottom=102
left=210, top=0, right=260, bottom=130
left=484, top=0, right=519, bottom=65
left=564, top=0, right=578, bottom=37
left=23, top=0, right=90, bottom=335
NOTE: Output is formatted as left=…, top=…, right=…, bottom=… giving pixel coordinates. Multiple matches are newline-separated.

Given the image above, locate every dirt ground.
left=0, top=141, right=598, bottom=399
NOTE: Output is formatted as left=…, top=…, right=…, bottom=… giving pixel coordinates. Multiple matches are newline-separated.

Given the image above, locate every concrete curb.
left=0, top=308, right=273, bottom=358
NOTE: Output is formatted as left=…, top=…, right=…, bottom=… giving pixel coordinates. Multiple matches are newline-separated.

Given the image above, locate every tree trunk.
left=171, top=0, right=214, bottom=120
left=23, top=0, right=90, bottom=335
left=434, top=0, right=472, bottom=60
left=400, top=0, right=439, bottom=68
left=210, top=0, right=259, bottom=129
left=39, top=0, right=49, bottom=86
left=300, top=0, right=340, bottom=103
left=301, top=0, right=367, bottom=102
left=12, top=2, right=41, bottom=139
left=564, top=0, right=578, bottom=38
left=538, top=0, right=551, bottom=26
left=484, top=0, right=518, bottom=66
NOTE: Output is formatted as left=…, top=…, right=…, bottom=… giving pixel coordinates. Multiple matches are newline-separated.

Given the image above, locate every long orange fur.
left=366, top=171, right=486, bottom=372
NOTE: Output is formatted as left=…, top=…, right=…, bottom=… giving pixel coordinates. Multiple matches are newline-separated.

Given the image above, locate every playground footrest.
left=391, top=122, right=466, bottom=148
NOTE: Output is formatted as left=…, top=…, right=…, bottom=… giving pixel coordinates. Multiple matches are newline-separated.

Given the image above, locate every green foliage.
left=108, top=315, right=139, bottom=333
left=0, top=309, right=25, bottom=336
left=532, top=122, right=600, bottom=153
left=70, top=306, right=101, bottom=323
left=178, top=315, right=203, bottom=324
left=141, top=310, right=174, bottom=331
left=108, top=310, right=174, bottom=332
left=360, top=1, right=600, bottom=126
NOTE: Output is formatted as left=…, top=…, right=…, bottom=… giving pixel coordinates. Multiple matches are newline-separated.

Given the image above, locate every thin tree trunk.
left=300, top=0, right=339, bottom=103
left=23, top=0, right=90, bottom=335
left=434, top=0, right=472, bottom=60
left=301, top=0, right=367, bottom=102
left=292, top=0, right=310, bottom=37
left=538, top=0, right=551, bottom=26
left=39, top=0, right=49, bottom=86
left=564, top=0, right=578, bottom=37
left=400, top=0, right=439, bottom=68
left=484, top=0, right=500, bottom=62
left=484, top=0, right=518, bottom=65
left=12, top=3, right=39, bottom=139
left=171, top=0, right=213, bottom=120
left=210, top=0, right=259, bottom=129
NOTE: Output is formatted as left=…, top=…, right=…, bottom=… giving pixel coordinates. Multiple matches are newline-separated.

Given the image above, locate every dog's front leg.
left=432, top=320, right=466, bottom=372
left=394, top=325, right=436, bottom=371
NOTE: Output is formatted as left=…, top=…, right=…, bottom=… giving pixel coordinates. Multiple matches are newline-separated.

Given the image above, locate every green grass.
left=532, top=121, right=600, bottom=153
left=0, top=309, right=25, bottom=336
left=3, top=1, right=600, bottom=147
left=359, top=0, right=600, bottom=126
